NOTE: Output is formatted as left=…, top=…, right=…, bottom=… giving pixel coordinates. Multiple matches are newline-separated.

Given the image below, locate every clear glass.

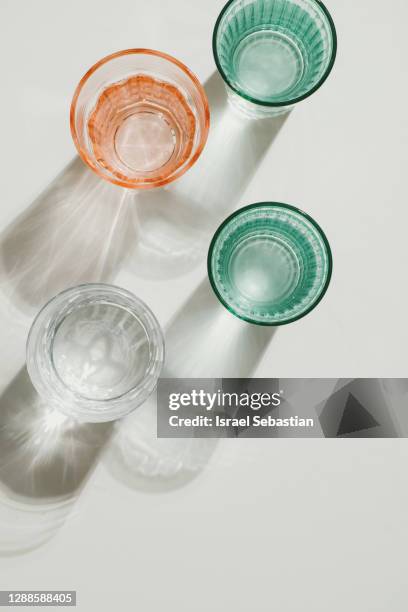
left=26, top=284, right=165, bottom=422
left=71, top=49, right=210, bottom=189
left=213, top=0, right=337, bottom=118
left=208, top=203, right=332, bottom=325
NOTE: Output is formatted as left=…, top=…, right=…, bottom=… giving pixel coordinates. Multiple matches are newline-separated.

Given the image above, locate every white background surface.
left=0, top=0, right=408, bottom=610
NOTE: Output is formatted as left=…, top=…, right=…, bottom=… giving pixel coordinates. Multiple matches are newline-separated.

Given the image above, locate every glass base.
left=52, top=302, right=150, bottom=401
left=88, top=74, right=195, bottom=183
left=233, top=30, right=304, bottom=100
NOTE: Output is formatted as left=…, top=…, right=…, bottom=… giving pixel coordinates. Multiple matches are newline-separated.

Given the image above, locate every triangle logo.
left=337, top=393, right=380, bottom=436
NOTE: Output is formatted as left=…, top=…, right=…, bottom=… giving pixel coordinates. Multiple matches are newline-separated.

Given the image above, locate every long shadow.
left=0, top=368, right=113, bottom=556
left=0, top=157, right=136, bottom=315
left=164, top=280, right=276, bottom=378
left=105, top=279, right=276, bottom=493
left=0, top=157, right=135, bottom=555
left=127, top=71, right=289, bottom=280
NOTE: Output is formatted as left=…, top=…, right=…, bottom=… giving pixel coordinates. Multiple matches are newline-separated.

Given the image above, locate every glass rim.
left=70, top=48, right=210, bottom=189
left=207, top=202, right=333, bottom=326
left=212, top=0, right=337, bottom=108
left=26, top=283, right=165, bottom=420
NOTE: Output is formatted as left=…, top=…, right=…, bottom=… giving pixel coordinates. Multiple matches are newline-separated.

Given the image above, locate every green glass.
left=208, top=203, right=332, bottom=325
left=213, top=0, right=337, bottom=117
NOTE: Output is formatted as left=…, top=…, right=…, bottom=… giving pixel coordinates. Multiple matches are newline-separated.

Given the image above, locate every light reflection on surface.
left=0, top=157, right=137, bottom=316
left=0, top=368, right=112, bottom=556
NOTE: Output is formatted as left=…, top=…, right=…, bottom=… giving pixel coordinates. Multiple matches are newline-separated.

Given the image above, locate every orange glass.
left=70, top=49, right=210, bottom=189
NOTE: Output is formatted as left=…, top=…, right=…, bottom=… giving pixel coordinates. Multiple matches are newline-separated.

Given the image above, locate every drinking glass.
left=208, top=203, right=332, bottom=325
left=213, top=0, right=337, bottom=118
left=26, top=284, right=165, bottom=422
left=71, top=49, right=210, bottom=189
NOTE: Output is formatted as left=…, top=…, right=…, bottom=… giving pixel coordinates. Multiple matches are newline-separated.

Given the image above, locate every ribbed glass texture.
left=26, top=284, right=164, bottom=422
left=208, top=203, right=332, bottom=325
left=71, top=50, right=210, bottom=189
left=213, top=0, right=336, bottom=112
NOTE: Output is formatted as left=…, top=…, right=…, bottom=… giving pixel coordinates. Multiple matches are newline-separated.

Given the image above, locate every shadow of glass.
left=0, top=368, right=113, bottom=556
left=0, top=157, right=137, bottom=316
left=165, top=280, right=277, bottom=378
left=105, top=279, right=276, bottom=493
left=0, top=158, right=136, bottom=554
left=126, top=71, right=289, bottom=280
